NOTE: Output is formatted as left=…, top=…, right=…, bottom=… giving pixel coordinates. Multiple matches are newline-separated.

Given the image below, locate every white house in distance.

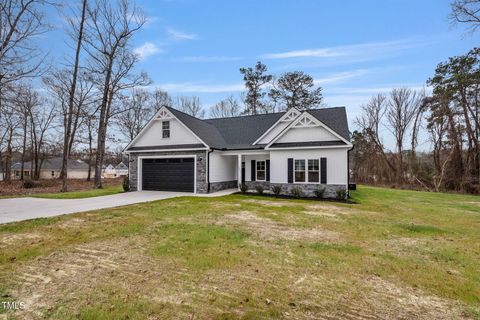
left=103, top=162, right=128, bottom=178
left=124, top=106, right=353, bottom=198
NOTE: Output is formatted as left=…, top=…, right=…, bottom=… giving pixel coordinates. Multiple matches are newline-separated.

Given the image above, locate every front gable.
left=266, top=112, right=352, bottom=149
left=125, top=107, right=207, bottom=151
left=254, top=108, right=301, bottom=145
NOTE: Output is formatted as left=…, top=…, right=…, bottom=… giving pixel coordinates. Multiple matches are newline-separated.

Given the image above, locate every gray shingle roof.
left=205, top=112, right=285, bottom=149
left=136, top=106, right=350, bottom=151
left=307, top=107, right=350, bottom=141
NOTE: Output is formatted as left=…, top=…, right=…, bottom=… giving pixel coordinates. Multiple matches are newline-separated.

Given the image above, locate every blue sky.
left=46, top=0, right=477, bottom=134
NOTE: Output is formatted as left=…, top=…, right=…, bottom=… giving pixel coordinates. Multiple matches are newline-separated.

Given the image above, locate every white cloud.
left=173, top=56, right=242, bottom=62
left=313, top=69, right=369, bottom=85
left=157, top=82, right=244, bottom=93
left=133, top=42, right=162, bottom=60
left=167, top=28, right=197, bottom=40
left=155, top=70, right=368, bottom=94
left=260, top=38, right=438, bottom=61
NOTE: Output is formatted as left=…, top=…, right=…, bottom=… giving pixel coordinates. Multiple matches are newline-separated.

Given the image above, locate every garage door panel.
left=142, top=158, right=194, bottom=192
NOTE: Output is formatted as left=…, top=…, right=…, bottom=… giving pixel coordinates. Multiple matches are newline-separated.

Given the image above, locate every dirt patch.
left=4, top=237, right=189, bottom=319
left=0, top=232, right=42, bottom=248
left=361, top=276, right=466, bottom=320
left=241, top=199, right=300, bottom=207
left=219, top=211, right=339, bottom=242
left=55, top=218, right=87, bottom=229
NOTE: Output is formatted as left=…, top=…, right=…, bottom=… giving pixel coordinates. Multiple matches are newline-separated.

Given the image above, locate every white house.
left=103, top=162, right=128, bottom=178
left=124, top=106, right=353, bottom=198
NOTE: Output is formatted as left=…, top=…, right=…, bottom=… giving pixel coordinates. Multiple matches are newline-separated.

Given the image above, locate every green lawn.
left=32, top=185, right=124, bottom=199
left=0, top=186, right=479, bottom=319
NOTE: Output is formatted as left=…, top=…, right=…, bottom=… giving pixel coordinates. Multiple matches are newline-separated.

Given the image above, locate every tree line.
left=352, top=0, right=480, bottom=194
left=1, top=0, right=479, bottom=195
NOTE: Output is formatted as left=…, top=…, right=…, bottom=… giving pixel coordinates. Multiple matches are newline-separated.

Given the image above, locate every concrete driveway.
left=0, top=189, right=236, bottom=224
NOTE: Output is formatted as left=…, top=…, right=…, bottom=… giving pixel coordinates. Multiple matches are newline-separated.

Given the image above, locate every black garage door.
left=142, top=158, right=194, bottom=192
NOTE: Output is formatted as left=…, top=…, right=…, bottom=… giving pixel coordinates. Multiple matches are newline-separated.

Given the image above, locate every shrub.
left=255, top=185, right=264, bottom=195
left=271, top=185, right=282, bottom=196
left=290, top=187, right=303, bottom=198
left=314, top=187, right=325, bottom=198
left=336, top=188, right=347, bottom=200
left=239, top=183, right=248, bottom=194
left=22, top=179, right=36, bottom=189
left=123, top=175, right=130, bottom=192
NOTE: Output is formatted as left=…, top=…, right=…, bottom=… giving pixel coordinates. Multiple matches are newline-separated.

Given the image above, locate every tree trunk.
left=61, top=0, right=87, bottom=192
left=94, top=57, right=114, bottom=189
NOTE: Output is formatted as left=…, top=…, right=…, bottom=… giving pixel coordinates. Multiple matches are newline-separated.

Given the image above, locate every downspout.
left=207, top=148, right=214, bottom=193
left=347, top=144, right=355, bottom=198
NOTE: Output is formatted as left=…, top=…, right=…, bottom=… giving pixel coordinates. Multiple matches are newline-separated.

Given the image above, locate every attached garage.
left=141, top=157, right=195, bottom=192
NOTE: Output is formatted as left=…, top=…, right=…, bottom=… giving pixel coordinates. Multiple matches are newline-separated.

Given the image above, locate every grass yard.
left=0, top=186, right=479, bottom=319
left=31, top=185, right=124, bottom=199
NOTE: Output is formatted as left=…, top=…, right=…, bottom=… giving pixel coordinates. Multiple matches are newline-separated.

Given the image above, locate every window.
left=294, top=160, right=305, bottom=182
left=308, top=159, right=319, bottom=183
left=162, top=121, right=170, bottom=138
left=15, top=171, right=19, bottom=177
left=256, top=161, right=266, bottom=181
left=24, top=171, right=30, bottom=177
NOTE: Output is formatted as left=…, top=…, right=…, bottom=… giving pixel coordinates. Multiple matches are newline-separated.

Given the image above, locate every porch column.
left=237, top=154, right=242, bottom=190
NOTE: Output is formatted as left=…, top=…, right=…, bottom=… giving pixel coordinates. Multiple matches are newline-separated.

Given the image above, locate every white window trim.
left=161, top=120, right=170, bottom=139
left=137, top=154, right=197, bottom=193
left=256, top=160, right=266, bottom=182
left=293, top=158, right=322, bottom=184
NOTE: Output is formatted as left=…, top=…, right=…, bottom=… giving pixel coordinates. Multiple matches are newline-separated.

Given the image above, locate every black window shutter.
left=320, top=158, right=327, bottom=184
left=266, top=160, right=270, bottom=181
left=287, top=158, right=293, bottom=183
left=251, top=160, right=256, bottom=181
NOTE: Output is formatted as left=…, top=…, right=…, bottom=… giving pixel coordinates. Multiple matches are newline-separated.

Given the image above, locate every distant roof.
left=127, top=106, right=350, bottom=151
left=115, top=162, right=128, bottom=170
left=12, top=157, right=89, bottom=170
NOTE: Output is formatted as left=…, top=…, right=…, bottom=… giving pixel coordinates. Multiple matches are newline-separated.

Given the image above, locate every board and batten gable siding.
left=130, top=117, right=203, bottom=148
left=275, top=126, right=340, bottom=144
left=269, top=148, right=348, bottom=185
left=255, top=121, right=291, bottom=145
left=209, top=151, right=237, bottom=183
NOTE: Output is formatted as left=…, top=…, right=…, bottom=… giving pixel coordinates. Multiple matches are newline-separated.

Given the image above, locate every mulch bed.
left=0, top=178, right=123, bottom=197
left=234, top=191, right=356, bottom=204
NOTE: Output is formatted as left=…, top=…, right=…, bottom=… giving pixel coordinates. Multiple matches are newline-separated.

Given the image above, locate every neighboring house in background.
left=103, top=164, right=116, bottom=178
left=115, top=162, right=128, bottom=177
left=0, top=164, right=3, bottom=181
left=124, top=106, right=353, bottom=198
left=11, top=157, right=93, bottom=180
left=103, top=162, right=128, bottom=178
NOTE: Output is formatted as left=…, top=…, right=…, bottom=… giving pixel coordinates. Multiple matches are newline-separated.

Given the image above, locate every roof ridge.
left=206, top=106, right=346, bottom=121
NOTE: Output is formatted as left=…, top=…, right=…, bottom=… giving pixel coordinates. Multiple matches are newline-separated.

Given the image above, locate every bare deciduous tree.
left=59, top=0, right=88, bottom=191
left=450, top=0, right=480, bottom=33
left=175, top=96, right=205, bottom=118
left=83, top=0, right=147, bottom=188
left=209, top=96, right=241, bottom=118
left=386, top=88, right=422, bottom=183
left=115, top=88, right=154, bottom=142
